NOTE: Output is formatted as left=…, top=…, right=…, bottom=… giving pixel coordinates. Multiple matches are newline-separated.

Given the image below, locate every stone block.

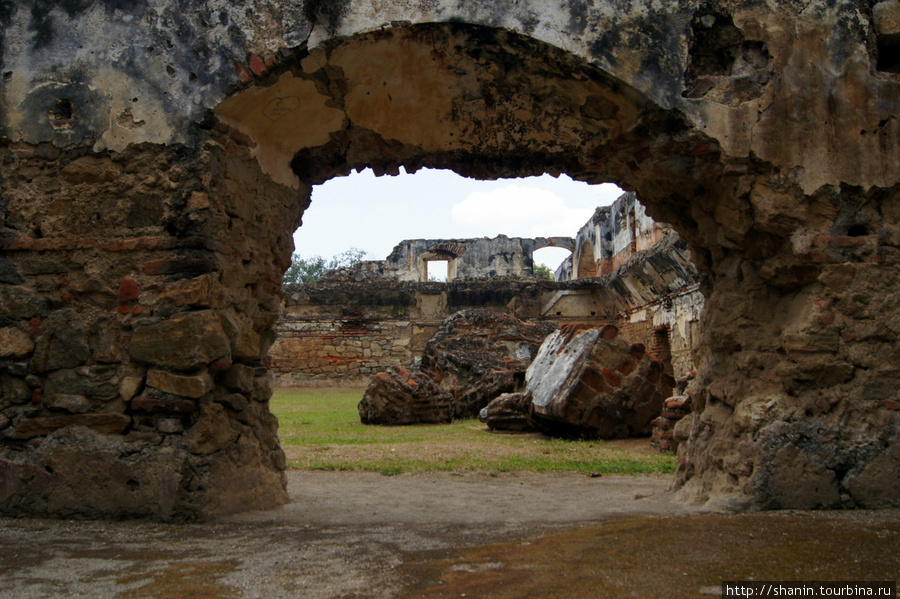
left=0, top=326, right=35, bottom=359
left=358, top=366, right=454, bottom=425
left=874, top=1, right=900, bottom=40
left=44, top=393, right=93, bottom=413
left=60, top=155, right=121, bottom=184
left=215, top=393, right=250, bottom=412
left=147, top=369, right=213, bottom=399
left=45, top=365, right=119, bottom=402
left=252, top=372, right=274, bottom=401
left=186, top=402, right=238, bottom=455
left=219, top=309, right=262, bottom=361
left=0, top=258, right=24, bottom=284
left=131, top=396, right=197, bottom=414
left=10, top=413, right=131, bottom=439
left=527, top=326, right=670, bottom=439
left=223, top=364, right=255, bottom=393
left=129, top=310, right=231, bottom=372
left=157, top=418, right=184, bottom=434
left=119, top=376, right=144, bottom=402
left=30, top=309, right=91, bottom=373
left=157, top=274, right=227, bottom=308
left=478, top=392, right=533, bottom=431
left=0, top=374, right=31, bottom=407
left=420, top=309, right=556, bottom=418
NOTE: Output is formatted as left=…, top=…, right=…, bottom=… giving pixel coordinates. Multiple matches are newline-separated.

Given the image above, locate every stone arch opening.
left=209, top=21, right=736, bottom=503
left=209, top=19, right=900, bottom=515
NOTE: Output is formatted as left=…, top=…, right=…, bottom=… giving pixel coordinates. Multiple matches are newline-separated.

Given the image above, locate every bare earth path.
left=0, top=471, right=898, bottom=598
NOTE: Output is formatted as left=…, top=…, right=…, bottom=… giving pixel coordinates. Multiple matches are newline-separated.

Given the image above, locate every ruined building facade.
left=339, top=235, right=576, bottom=282
left=272, top=191, right=702, bottom=387
left=1, top=0, right=899, bottom=519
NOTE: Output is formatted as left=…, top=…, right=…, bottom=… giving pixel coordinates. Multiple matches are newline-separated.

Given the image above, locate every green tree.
left=283, top=247, right=370, bottom=284
left=534, top=263, right=555, bottom=280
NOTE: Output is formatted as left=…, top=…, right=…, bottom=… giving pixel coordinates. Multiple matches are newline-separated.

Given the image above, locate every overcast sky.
left=292, top=167, right=624, bottom=271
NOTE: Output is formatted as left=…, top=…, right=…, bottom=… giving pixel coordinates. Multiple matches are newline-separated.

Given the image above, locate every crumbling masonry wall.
left=272, top=220, right=703, bottom=386
left=338, top=236, right=575, bottom=282
left=2, top=0, right=899, bottom=518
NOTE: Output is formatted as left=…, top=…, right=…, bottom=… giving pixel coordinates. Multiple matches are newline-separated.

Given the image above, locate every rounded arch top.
left=213, top=21, right=701, bottom=192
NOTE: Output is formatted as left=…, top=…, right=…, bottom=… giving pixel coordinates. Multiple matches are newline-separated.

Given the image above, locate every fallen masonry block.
left=358, top=366, right=454, bottom=425
left=420, top=309, right=557, bottom=418
left=478, top=392, right=534, bottom=432
left=483, top=324, right=672, bottom=439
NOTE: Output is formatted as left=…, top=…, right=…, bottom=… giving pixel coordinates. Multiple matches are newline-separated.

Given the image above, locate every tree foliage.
left=534, top=263, right=556, bottom=280
left=283, top=248, right=370, bottom=284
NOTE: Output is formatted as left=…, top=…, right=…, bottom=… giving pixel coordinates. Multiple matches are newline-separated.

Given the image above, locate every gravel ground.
left=0, top=471, right=897, bottom=599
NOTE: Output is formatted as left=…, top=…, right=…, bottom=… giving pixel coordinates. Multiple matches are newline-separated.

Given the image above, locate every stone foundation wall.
left=0, top=141, right=302, bottom=520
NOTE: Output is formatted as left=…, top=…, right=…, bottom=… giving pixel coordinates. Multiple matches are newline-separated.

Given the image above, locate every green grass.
left=271, top=387, right=677, bottom=476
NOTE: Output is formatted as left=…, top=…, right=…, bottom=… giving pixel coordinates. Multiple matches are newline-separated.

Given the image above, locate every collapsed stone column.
left=0, top=140, right=304, bottom=520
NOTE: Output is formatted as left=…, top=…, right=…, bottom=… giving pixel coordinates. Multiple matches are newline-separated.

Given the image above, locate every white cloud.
left=451, top=184, right=600, bottom=238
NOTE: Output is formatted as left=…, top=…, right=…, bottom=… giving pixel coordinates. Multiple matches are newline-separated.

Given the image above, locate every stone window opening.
left=424, top=255, right=453, bottom=282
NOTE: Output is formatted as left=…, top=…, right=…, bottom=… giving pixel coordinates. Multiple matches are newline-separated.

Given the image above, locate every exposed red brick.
left=601, top=367, right=622, bottom=387
left=27, top=317, right=43, bottom=338
left=99, top=237, right=167, bottom=252
left=665, top=400, right=691, bottom=410
left=599, top=324, right=619, bottom=341
left=580, top=366, right=608, bottom=392
left=617, top=357, right=637, bottom=376
left=248, top=53, right=268, bottom=77
left=627, top=344, right=645, bottom=360
left=119, top=277, right=140, bottom=303
left=818, top=311, right=836, bottom=325
left=235, top=63, right=252, bottom=83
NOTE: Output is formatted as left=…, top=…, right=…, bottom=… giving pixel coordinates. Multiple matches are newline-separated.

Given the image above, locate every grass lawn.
left=272, top=387, right=676, bottom=476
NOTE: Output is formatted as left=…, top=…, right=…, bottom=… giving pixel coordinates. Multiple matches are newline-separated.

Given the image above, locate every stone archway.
left=1, top=1, right=899, bottom=519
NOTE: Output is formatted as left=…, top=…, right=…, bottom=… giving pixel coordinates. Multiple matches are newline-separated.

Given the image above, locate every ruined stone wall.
left=274, top=229, right=704, bottom=386
left=3, top=0, right=900, bottom=518
left=273, top=279, right=617, bottom=386
left=326, top=236, right=575, bottom=282
left=0, top=140, right=302, bottom=519
left=560, top=192, right=674, bottom=280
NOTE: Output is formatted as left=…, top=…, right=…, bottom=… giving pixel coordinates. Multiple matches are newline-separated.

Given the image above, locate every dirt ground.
left=0, top=471, right=898, bottom=598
